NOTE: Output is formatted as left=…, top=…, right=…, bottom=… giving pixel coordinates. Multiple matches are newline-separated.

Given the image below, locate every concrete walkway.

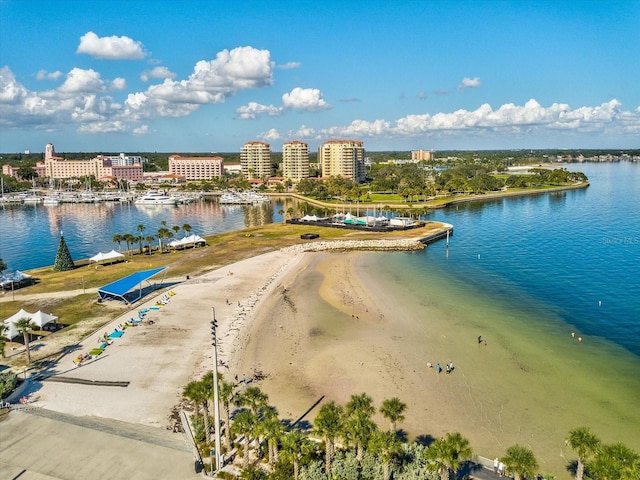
left=0, top=408, right=201, bottom=480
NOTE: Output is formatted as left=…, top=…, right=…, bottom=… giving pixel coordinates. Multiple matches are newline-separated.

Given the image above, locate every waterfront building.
left=240, top=141, right=272, bottom=180
left=318, top=139, right=365, bottom=182
left=168, top=155, right=224, bottom=181
left=36, top=143, right=144, bottom=183
left=282, top=141, right=309, bottom=182
left=411, top=149, right=436, bottom=161
left=97, top=153, right=148, bottom=166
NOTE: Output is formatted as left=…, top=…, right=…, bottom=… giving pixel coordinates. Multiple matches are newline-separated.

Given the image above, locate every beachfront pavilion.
left=97, top=267, right=167, bottom=304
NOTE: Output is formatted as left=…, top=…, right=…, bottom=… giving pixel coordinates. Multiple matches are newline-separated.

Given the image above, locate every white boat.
left=43, top=195, right=62, bottom=205
left=22, top=193, right=43, bottom=204
left=134, top=191, right=178, bottom=206
left=219, top=192, right=246, bottom=205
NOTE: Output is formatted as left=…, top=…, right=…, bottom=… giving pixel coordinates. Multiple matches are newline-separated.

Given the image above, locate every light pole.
left=210, top=307, right=223, bottom=475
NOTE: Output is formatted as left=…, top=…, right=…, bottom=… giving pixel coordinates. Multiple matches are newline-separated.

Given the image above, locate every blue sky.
left=1, top=0, right=639, bottom=153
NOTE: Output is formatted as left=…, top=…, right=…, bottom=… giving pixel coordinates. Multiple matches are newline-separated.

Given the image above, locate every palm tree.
left=345, top=392, right=375, bottom=417
left=0, top=324, right=7, bottom=359
left=144, top=235, right=155, bottom=255
left=425, top=432, right=473, bottom=480
left=183, top=380, right=202, bottom=418
left=123, top=234, right=135, bottom=255
left=232, top=409, right=257, bottom=466
left=136, top=224, right=145, bottom=253
left=190, top=374, right=213, bottom=444
left=182, top=223, right=192, bottom=237
left=260, top=408, right=285, bottom=465
left=369, top=429, right=403, bottom=480
left=588, top=442, right=640, bottom=480
left=219, top=377, right=235, bottom=450
left=112, top=234, right=123, bottom=252
left=281, top=429, right=316, bottom=480
left=313, top=401, right=344, bottom=477
left=239, top=386, right=269, bottom=417
left=380, top=397, right=407, bottom=433
left=566, top=427, right=600, bottom=480
left=345, top=409, right=377, bottom=462
left=172, top=225, right=181, bottom=238
left=15, top=317, right=36, bottom=364
left=157, top=227, right=171, bottom=252
left=501, top=444, right=539, bottom=480
left=278, top=209, right=285, bottom=223
left=344, top=393, right=376, bottom=461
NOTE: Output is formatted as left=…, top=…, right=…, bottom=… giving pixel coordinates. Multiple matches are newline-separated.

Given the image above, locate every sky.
left=1, top=0, right=639, bottom=154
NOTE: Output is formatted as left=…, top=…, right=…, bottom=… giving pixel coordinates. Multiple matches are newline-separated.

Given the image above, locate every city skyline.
left=1, top=0, right=639, bottom=154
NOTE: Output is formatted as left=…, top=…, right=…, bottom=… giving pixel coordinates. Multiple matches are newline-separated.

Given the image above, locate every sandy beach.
left=235, top=250, right=640, bottom=478
left=22, top=244, right=640, bottom=479
left=29, top=249, right=304, bottom=429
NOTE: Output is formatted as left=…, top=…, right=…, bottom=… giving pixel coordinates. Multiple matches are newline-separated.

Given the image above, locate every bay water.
left=0, top=163, right=638, bottom=357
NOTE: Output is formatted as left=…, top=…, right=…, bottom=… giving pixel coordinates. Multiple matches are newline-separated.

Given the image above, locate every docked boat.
left=134, top=191, right=178, bottom=206
left=43, top=195, right=62, bottom=206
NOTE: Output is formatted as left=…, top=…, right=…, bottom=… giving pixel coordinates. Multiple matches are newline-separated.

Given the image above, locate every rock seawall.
left=282, top=238, right=425, bottom=253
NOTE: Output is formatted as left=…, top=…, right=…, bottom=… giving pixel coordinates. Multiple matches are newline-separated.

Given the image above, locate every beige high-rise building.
left=411, top=149, right=435, bottom=161
left=282, top=141, right=309, bottom=181
left=240, top=141, right=271, bottom=180
left=318, top=139, right=365, bottom=182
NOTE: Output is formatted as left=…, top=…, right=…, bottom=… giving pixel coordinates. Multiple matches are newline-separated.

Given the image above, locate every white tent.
left=90, top=249, right=125, bottom=264
left=0, top=270, right=32, bottom=289
left=2, top=308, right=34, bottom=339
left=30, top=310, right=58, bottom=328
left=300, top=214, right=319, bottom=222
left=169, top=234, right=206, bottom=248
left=2, top=320, right=19, bottom=340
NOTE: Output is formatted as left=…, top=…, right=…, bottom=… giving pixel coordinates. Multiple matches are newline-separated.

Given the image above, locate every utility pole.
left=210, top=307, right=223, bottom=475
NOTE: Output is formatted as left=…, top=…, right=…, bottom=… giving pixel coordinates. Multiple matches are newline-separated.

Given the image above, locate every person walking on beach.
left=436, top=363, right=442, bottom=374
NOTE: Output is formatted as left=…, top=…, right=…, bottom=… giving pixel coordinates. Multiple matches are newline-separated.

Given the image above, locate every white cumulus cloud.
left=237, top=87, right=331, bottom=120
left=259, top=128, right=281, bottom=140
left=459, top=77, right=481, bottom=90
left=320, top=99, right=640, bottom=142
left=282, top=87, right=330, bottom=111
left=276, top=61, right=301, bottom=70
left=36, top=70, right=63, bottom=81
left=140, top=66, right=176, bottom=82
left=76, top=31, right=146, bottom=60
left=125, top=46, right=273, bottom=120
left=133, top=124, right=150, bottom=135
left=236, top=102, right=282, bottom=120
left=58, top=68, right=106, bottom=94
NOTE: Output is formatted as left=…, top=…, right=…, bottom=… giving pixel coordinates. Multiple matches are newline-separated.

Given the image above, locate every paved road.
left=0, top=407, right=202, bottom=480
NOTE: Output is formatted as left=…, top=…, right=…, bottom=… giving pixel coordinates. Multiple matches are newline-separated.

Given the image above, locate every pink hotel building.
left=9, top=143, right=145, bottom=183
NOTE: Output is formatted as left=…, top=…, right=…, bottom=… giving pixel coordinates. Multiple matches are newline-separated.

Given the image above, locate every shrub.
left=0, top=372, right=18, bottom=399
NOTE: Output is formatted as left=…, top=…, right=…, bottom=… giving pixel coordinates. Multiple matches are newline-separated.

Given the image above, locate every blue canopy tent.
left=97, top=267, right=167, bottom=304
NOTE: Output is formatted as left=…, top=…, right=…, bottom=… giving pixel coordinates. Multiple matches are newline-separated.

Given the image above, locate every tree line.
left=182, top=373, right=639, bottom=479
left=111, top=222, right=193, bottom=256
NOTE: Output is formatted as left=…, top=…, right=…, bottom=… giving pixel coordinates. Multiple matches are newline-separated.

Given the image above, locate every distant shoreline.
left=276, top=181, right=590, bottom=210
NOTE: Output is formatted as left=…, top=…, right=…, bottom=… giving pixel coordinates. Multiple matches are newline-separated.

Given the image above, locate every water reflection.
left=1, top=198, right=281, bottom=270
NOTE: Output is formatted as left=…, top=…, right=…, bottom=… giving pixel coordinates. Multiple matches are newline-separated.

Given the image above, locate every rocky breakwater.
left=282, top=238, right=425, bottom=253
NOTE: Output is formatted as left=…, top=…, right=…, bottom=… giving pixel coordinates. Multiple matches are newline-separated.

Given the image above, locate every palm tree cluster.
left=181, top=375, right=640, bottom=480
left=565, top=426, right=640, bottom=480
left=111, top=222, right=192, bottom=256
left=181, top=378, right=475, bottom=480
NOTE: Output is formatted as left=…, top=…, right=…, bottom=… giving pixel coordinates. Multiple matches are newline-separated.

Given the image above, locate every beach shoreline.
left=234, top=249, right=640, bottom=478
left=8, top=233, right=640, bottom=479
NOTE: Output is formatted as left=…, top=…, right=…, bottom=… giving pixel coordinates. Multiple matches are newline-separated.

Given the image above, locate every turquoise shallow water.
left=419, top=162, right=640, bottom=356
